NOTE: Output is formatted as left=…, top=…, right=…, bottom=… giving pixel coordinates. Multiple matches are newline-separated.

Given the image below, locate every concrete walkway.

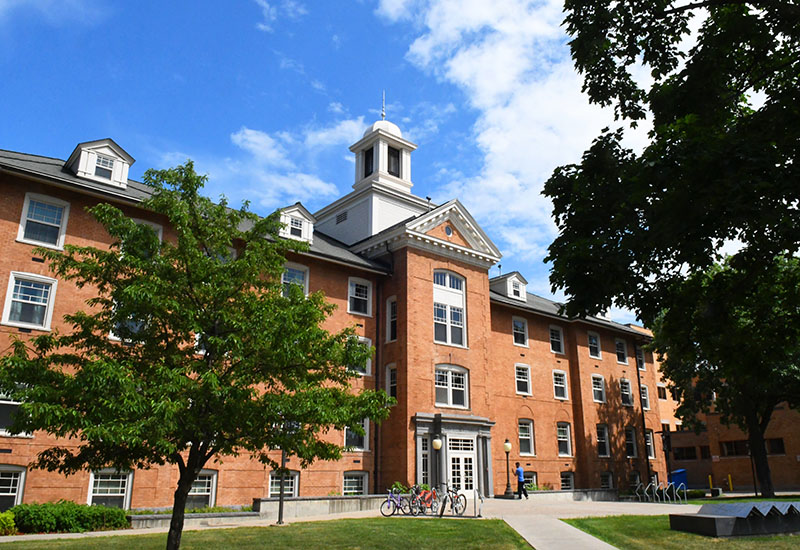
left=481, top=498, right=701, bottom=549
left=0, top=499, right=700, bottom=548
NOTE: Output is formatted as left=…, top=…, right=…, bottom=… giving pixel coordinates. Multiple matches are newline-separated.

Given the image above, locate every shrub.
left=10, top=501, right=129, bottom=533
left=0, top=511, right=15, bottom=535
left=684, top=489, right=707, bottom=499
left=390, top=481, right=409, bottom=494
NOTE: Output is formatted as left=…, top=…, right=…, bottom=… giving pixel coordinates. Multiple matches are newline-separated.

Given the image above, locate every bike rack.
left=675, top=482, right=687, bottom=504
left=633, top=482, right=644, bottom=502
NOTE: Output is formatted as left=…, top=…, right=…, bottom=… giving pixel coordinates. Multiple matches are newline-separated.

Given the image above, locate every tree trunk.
left=746, top=413, right=775, bottom=498
left=165, top=472, right=195, bottom=550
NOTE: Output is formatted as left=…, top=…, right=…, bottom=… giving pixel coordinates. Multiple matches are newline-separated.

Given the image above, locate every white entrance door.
left=448, top=438, right=475, bottom=493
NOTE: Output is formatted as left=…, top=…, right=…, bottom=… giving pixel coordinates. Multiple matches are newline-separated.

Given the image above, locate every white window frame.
left=433, top=271, right=467, bottom=348
left=343, top=471, right=368, bottom=496
left=549, top=325, right=565, bottom=354
left=344, top=418, right=369, bottom=451
left=515, top=364, right=531, bottom=396
left=0, top=465, right=26, bottom=509
left=620, top=379, right=633, bottom=407
left=640, top=384, right=651, bottom=410
left=615, top=338, right=628, bottom=364
left=635, top=345, right=646, bottom=371
left=552, top=370, right=569, bottom=400
left=645, top=429, right=656, bottom=459
left=557, top=422, right=572, bottom=457
left=130, top=218, right=163, bottom=242
left=0, top=392, right=32, bottom=438
left=282, top=262, right=309, bottom=297
left=386, top=296, right=397, bottom=342
left=596, top=424, right=610, bottom=457
left=591, top=374, right=606, bottom=403
left=518, top=419, right=535, bottom=456
left=434, top=364, right=469, bottom=409
left=625, top=427, right=638, bottom=458
left=95, top=154, right=115, bottom=179
left=386, top=364, right=397, bottom=399
left=16, top=193, right=70, bottom=250
left=587, top=331, right=602, bottom=359
left=289, top=216, right=304, bottom=238
left=349, top=337, right=372, bottom=376
left=560, top=472, right=574, bottom=490
left=87, top=469, right=133, bottom=510
left=269, top=470, right=299, bottom=498
left=1, top=272, right=58, bottom=331
left=657, top=383, right=668, bottom=401
left=512, top=316, right=528, bottom=347
left=347, top=277, right=372, bottom=316
left=187, top=469, right=218, bottom=508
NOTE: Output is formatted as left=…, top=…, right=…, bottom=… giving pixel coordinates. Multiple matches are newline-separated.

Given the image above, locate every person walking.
left=515, top=462, right=528, bottom=500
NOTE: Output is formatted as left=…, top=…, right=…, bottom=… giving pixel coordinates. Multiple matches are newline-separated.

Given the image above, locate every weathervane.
left=381, top=91, right=386, bottom=120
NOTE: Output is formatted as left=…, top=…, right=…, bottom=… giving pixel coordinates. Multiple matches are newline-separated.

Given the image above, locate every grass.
left=565, top=514, right=798, bottom=550
left=0, top=518, right=529, bottom=550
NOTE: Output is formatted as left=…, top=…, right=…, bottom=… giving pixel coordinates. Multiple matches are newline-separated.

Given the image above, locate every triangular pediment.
left=407, top=199, right=501, bottom=258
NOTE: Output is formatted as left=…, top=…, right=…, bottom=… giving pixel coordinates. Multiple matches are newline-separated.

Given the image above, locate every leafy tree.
left=545, top=2, right=799, bottom=496
left=0, top=162, right=392, bottom=550
left=652, top=255, right=800, bottom=496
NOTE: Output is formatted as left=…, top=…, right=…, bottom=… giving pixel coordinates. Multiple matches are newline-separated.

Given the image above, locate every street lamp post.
left=503, top=439, right=514, bottom=498
left=432, top=435, right=443, bottom=491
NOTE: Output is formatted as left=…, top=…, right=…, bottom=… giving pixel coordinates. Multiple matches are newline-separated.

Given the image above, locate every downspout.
left=373, top=278, right=382, bottom=494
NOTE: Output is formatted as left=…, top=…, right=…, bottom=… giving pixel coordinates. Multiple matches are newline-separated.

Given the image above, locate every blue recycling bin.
left=670, top=468, right=688, bottom=487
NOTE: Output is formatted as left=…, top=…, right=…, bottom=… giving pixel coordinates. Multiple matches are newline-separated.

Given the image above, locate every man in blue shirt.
left=515, top=462, right=528, bottom=499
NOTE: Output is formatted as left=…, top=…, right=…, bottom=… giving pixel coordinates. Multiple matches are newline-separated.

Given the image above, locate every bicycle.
left=436, top=485, right=466, bottom=516
left=379, top=488, right=411, bottom=516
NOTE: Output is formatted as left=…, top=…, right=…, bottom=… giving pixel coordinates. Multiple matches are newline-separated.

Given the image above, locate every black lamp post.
left=503, top=439, right=514, bottom=498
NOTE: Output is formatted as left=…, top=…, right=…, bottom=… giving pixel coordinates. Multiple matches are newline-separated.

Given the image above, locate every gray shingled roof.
left=0, top=149, right=388, bottom=273
left=0, top=149, right=153, bottom=203
left=490, top=289, right=646, bottom=337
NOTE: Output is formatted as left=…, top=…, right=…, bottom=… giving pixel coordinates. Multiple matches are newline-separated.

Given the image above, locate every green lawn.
left=565, top=514, right=798, bottom=550
left=0, top=518, right=529, bottom=550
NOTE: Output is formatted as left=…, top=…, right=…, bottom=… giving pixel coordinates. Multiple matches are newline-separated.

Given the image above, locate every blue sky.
left=0, top=0, right=644, bottom=321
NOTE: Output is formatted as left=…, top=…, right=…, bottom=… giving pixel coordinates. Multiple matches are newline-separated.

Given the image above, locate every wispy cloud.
left=252, top=0, right=307, bottom=32
left=0, top=0, right=108, bottom=25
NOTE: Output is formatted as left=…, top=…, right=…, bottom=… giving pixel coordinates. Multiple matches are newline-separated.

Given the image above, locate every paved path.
left=0, top=499, right=699, bottom=547
left=480, top=498, right=700, bottom=549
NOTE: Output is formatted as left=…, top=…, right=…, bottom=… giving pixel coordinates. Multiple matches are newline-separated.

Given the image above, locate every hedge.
left=10, top=501, right=129, bottom=533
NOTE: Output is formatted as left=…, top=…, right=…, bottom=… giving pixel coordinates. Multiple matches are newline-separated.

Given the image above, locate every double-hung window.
left=587, top=331, right=601, bottom=358
left=343, top=472, right=368, bottom=495
left=512, top=317, right=528, bottom=346
left=433, top=271, right=466, bottom=347
left=282, top=263, right=308, bottom=297
left=0, top=467, right=25, bottom=511
left=289, top=217, right=304, bottom=238
left=386, top=297, right=397, bottom=342
left=435, top=365, right=468, bottom=408
left=560, top=472, right=574, bottom=490
left=95, top=154, right=115, bottom=179
left=17, top=193, right=70, bottom=249
left=620, top=379, right=633, bottom=406
left=89, top=470, right=133, bottom=509
left=615, top=339, right=628, bottom=364
left=386, top=365, right=397, bottom=399
left=591, top=375, right=606, bottom=403
left=596, top=424, right=610, bottom=457
left=600, top=472, right=614, bottom=489
left=557, top=422, right=572, bottom=456
left=635, top=345, right=646, bottom=370
left=657, top=384, right=668, bottom=400
left=625, top=427, right=637, bottom=458
left=2, top=272, right=58, bottom=331
left=518, top=420, right=535, bottom=455
left=348, top=337, right=372, bottom=376
left=515, top=364, right=531, bottom=395
left=550, top=326, right=564, bottom=354
left=269, top=470, right=299, bottom=497
left=348, top=277, right=372, bottom=316
left=640, top=385, right=650, bottom=410
left=187, top=470, right=217, bottom=509
left=553, top=370, right=568, bottom=400
left=645, top=430, right=655, bottom=459
left=344, top=418, right=369, bottom=451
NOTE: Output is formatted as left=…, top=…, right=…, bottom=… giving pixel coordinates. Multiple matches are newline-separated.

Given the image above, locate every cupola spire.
left=381, top=90, right=386, bottom=120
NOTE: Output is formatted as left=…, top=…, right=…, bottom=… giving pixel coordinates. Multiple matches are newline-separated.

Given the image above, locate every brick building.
left=0, top=120, right=680, bottom=510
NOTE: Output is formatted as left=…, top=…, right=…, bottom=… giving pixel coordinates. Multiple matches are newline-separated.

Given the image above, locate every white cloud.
left=253, top=0, right=307, bottom=32
left=303, top=117, right=365, bottom=149
left=0, top=0, right=107, bottom=24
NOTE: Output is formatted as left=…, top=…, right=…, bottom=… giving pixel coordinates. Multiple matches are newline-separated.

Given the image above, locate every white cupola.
left=348, top=115, right=417, bottom=194
left=65, top=138, right=134, bottom=189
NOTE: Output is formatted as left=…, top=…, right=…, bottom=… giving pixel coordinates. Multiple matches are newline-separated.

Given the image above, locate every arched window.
left=434, top=364, right=468, bottom=408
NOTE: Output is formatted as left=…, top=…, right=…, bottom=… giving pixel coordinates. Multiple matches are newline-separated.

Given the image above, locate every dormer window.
left=511, top=281, right=521, bottom=298
left=387, top=146, right=400, bottom=177
left=289, top=217, right=303, bottom=238
left=95, top=155, right=114, bottom=179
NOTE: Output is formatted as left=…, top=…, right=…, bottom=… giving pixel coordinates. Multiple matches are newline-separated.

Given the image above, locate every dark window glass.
left=387, top=147, right=400, bottom=177
left=364, top=147, right=374, bottom=177
left=767, top=438, right=785, bottom=455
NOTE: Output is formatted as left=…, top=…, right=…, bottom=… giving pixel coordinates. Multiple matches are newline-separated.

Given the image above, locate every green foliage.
left=10, top=501, right=128, bottom=533
left=0, top=511, right=14, bottom=535
left=0, top=161, right=393, bottom=548
left=684, top=489, right=706, bottom=500
left=524, top=483, right=552, bottom=491
left=390, top=482, right=409, bottom=494
left=418, top=483, right=430, bottom=491
left=129, top=505, right=253, bottom=516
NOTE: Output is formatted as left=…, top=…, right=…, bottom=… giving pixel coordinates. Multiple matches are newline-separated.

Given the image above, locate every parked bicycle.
left=408, top=485, right=439, bottom=515
left=436, top=485, right=466, bottom=517
left=379, top=488, right=411, bottom=516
